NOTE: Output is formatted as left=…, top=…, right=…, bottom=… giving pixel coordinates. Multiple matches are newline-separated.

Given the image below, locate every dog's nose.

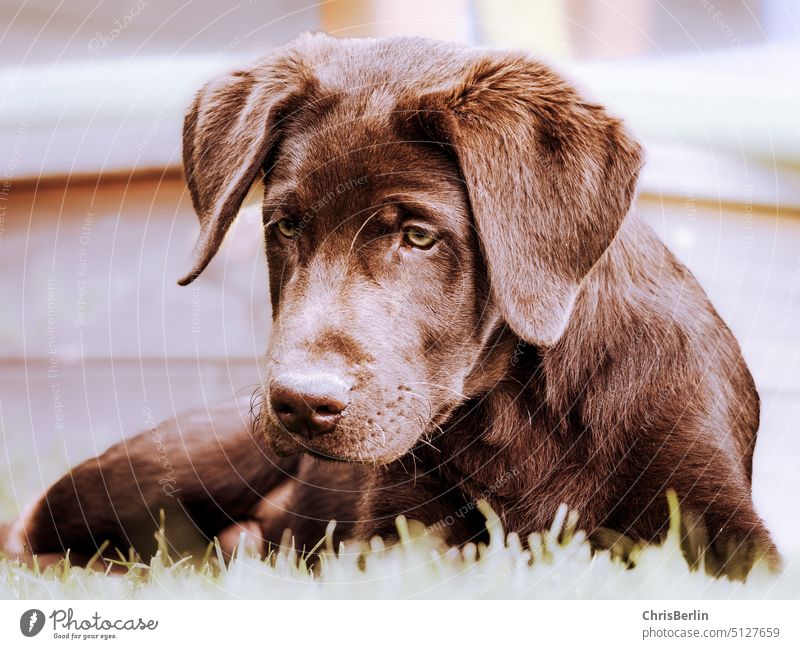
left=269, top=374, right=348, bottom=438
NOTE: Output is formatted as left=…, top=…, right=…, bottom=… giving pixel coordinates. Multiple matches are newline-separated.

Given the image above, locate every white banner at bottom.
left=0, top=599, right=797, bottom=648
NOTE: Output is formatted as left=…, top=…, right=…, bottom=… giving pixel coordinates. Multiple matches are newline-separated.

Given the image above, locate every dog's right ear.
left=408, top=53, right=643, bottom=346
left=178, top=59, right=313, bottom=286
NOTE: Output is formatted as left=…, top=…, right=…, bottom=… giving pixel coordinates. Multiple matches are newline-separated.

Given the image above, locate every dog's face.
left=260, top=111, right=491, bottom=461
left=178, top=34, right=643, bottom=464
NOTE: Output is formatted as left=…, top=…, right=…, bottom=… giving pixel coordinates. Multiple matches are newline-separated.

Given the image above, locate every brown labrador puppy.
left=3, top=33, right=778, bottom=575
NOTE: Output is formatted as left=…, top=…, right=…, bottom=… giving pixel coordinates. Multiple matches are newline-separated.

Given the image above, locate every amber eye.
left=275, top=218, right=298, bottom=239
left=402, top=226, right=438, bottom=250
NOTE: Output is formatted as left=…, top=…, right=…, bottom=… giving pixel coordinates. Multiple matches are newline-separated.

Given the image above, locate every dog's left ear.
left=413, top=53, right=643, bottom=346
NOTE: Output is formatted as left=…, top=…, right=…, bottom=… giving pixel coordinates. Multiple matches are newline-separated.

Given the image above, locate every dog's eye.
left=402, top=226, right=438, bottom=250
left=275, top=218, right=298, bottom=239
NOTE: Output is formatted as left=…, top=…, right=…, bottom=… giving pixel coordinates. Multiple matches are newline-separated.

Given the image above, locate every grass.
left=2, top=495, right=798, bottom=599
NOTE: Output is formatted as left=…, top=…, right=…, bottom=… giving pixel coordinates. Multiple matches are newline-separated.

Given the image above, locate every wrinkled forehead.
left=262, top=95, right=470, bottom=234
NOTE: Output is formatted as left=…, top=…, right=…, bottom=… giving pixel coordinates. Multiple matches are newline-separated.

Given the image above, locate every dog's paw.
left=1, top=496, right=39, bottom=557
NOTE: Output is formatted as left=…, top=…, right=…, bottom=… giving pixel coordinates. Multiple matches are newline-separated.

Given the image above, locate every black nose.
left=269, top=375, right=348, bottom=438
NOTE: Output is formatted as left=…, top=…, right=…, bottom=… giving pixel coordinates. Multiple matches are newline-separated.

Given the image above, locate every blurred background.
left=0, top=0, right=798, bottom=555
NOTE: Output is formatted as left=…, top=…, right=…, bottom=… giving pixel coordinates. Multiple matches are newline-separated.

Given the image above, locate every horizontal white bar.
left=0, top=599, right=798, bottom=647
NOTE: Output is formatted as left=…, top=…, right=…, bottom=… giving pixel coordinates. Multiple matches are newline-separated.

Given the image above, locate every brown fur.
left=3, top=33, right=777, bottom=577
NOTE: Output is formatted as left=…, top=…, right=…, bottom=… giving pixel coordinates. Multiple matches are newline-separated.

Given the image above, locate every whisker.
left=399, top=407, right=441, bottom=453
left=397, top=390, right=444, bottom=454
left=404, top=381, right=469, bottom=401
left=248, top=385, right=265, bottom=436
left=374, top=422, right=388, bottom=448
left=401, top=389, right=434, bottom=419
left=416, top=434, right=440, bottom=453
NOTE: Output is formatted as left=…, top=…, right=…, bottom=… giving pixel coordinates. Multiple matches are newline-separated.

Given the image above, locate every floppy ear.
left=413, top=54, right=643, bottom=345
left=178, top=59, right=311, bottom=285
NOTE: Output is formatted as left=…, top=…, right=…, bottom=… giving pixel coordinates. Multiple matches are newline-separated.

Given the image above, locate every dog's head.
left=179, top=34, right=642, bottom=463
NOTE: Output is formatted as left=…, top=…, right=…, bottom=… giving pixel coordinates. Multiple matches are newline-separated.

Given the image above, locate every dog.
left=2, top=33, right=778, bottom=576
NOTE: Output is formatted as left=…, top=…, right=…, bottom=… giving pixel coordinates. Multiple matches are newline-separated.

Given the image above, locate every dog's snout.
left=269, top=373, right=349, bottom=438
